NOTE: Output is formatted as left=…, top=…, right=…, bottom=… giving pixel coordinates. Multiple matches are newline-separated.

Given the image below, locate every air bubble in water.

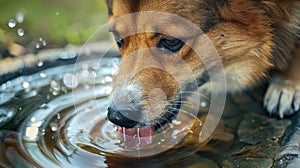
left=17, top=28, right=24, bottom=37
left=63, top=73, right=79, bottom=89
left=8, top=19, right=16, bottom=28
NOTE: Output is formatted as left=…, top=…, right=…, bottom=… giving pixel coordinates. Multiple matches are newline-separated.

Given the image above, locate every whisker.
left=153, top=120, right=168, bottom=141
left=161, top=100, right=204, bottom=109
left=166, top=107, right=201, bottom=121
left=178, top=91, right=211, bottom=101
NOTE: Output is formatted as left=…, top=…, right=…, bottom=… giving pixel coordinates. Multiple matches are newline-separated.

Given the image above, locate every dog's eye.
left=114, top=36, right=124, bottom=48
left=109, top=30, right=124, bottom=48
left=158, top=38, right=184, bottom=53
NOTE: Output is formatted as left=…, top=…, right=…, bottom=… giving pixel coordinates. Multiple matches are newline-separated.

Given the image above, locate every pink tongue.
left=118, top=127, right=155, bottom=150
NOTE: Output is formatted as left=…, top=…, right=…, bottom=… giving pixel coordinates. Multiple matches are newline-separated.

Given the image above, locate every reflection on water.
left=0, top=53, right=232, bottom=167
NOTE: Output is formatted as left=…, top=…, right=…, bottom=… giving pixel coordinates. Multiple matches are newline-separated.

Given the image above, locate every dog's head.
left=105, top=0, right=274, bottom=133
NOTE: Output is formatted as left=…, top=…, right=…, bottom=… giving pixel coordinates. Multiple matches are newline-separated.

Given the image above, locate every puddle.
left=0, top=50, right=225, bottom=167
left=0, top=46, right=293, bottom=167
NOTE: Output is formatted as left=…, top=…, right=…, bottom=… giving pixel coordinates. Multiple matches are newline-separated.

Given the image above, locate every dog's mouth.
left=109, top=74, right=208, bottom=150
left=114, top=95, right=182, bottom=150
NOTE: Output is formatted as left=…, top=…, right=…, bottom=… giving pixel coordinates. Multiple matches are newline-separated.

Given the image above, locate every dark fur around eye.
left=158, top=38, right=184, bottom=53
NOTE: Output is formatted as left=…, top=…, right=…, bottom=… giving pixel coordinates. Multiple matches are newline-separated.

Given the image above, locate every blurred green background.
left=0, top=0, right=109, bottom=57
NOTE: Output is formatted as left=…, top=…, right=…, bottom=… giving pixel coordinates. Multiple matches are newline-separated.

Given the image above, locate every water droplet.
left=56, top=11, right=60, bottom=16
left=81, top=69, right=90, bottom=78
left=161, top=138, right=166, bottom=142
left=22, top=81, right=30, bottom=89
left=1, top=84, right=7, bottom=90
left=40, top=72, right=47, bottom=78
left=59, top=51, right=77, bottom=59
left=50, top=80, right=61, bottom=96
left=36, top=43, right=40, bottom=49
left=63, top=73, right=78, bottom=89
left=46, top=94, right=51, bottom=100
left=37, top=60, right=43, bottom=67
left=99, top=85, right=112, bottom=95
left=42, top=40, right=47, bottom=47
left=57, top=113, right=61, bottom=120
left=200, top=101, right=207, bottom=107
left=17, top=28, right=24, bottom=36
left=8, top=19, right=16, bottom=28
left=16, top=12, right=24, bottom=23
left=40, top=103, right=48, bottom=109
left=31, top=117, right=36, bottom=122
left=40, top=129, right=46, bottom=136
left=50, top=122, right=58, bottom=132
left=172, top=120, right=182, bottom=125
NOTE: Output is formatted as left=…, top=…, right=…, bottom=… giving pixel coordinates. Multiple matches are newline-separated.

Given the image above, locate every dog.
left=104, top=0, right=300, bottom=148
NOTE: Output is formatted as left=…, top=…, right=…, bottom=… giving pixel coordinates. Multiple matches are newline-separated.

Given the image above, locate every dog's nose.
left=107, top=106, right=140, bottom=128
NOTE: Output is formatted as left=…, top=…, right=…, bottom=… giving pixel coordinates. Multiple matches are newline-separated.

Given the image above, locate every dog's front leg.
left=264, top=42, right=300, bottom=118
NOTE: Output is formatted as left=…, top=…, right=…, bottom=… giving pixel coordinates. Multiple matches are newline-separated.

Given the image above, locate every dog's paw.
left=264, top=77, right=300, bottom=118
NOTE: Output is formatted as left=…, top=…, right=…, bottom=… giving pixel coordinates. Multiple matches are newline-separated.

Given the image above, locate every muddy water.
left=1, top=49, right=293, bottom=168
left=0, top=52, right=233, bottom=167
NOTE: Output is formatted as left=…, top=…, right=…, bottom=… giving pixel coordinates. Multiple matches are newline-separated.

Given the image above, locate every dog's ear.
left=209, top=0, right=236, bottom=21
left=210, top=0, right=265, bottom=26
left=105, top=0, right=113, bottom=16
left=210, top=0, right=228, bottom=10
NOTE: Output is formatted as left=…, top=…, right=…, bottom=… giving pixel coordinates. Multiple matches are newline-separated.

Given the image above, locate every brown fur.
left=106, top=0, right=300, bottom=118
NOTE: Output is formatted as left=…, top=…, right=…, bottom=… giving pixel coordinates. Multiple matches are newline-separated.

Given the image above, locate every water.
left=16, top=11, right=25, bottom=23
left=17, top=28, right=25, bottom=37
left=0, top=52, right=221, bottom=167
left=8, top=19, right=16, bottom=28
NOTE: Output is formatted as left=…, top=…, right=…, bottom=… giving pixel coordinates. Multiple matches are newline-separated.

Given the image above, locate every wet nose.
left=107, top=106, right=140, bottom=128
